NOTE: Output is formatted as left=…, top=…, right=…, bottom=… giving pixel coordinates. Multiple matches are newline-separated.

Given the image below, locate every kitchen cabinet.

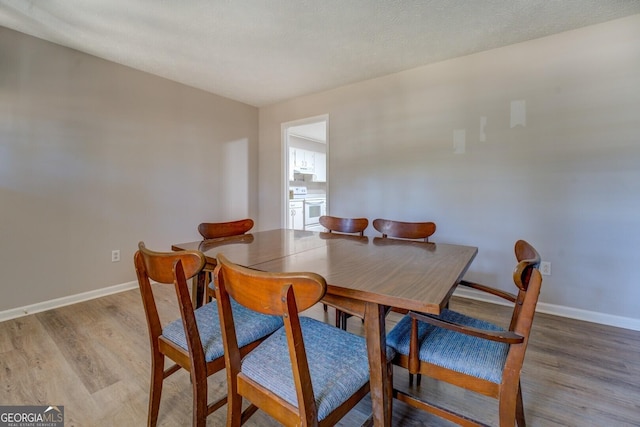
left=288, top=200, right=304, bottom=230
left=292, top=148, right=315, bottom=174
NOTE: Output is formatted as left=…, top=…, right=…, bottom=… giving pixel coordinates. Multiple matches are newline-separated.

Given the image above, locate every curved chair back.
left=215, top=253, right=326, bottom=316
left=198, top=218, right=254, bottom=239
left=319, top=215, right=368, bottom=236
left=373, top=218, right=436, bottom=242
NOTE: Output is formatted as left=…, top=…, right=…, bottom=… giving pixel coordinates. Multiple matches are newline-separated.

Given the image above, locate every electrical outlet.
left=111, top=249, right=121, bottom=263
left=540, top=261, right=551, bottom=276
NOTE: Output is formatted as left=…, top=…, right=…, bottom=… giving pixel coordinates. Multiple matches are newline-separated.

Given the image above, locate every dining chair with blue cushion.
left=134, top=242, right=282, bottom=427
left=386, top=240, right=542, bottom=427
left=213, top=253, right=373, bottom=426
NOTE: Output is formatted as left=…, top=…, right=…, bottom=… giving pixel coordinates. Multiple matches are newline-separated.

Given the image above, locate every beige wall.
left=0, top=28, right=258, bottom=311
left=259, top=15, right=640, bottom=324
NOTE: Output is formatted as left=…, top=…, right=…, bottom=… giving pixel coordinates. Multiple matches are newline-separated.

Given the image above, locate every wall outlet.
left=540, top=261, right=551, bottom=276
left=111, top=249, right=121, bottom=263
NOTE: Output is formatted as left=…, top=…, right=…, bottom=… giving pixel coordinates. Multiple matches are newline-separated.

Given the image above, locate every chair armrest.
left=458, top=280, right=517, bottom=303
left=410, top=311, right=524, bottom=344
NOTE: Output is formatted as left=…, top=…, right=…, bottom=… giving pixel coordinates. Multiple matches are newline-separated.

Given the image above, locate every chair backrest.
left=214, top=253, right=327, bottom=421
left=373, top=218, right=436, bottom=242
left=198, top=218, right=254, bottom=239
left=134, top=242, right=207, bottom=359
left=509, top=240, right=541, bottom=331
left=503, top=267, right=543, bottom=388
left=319, top=215, right=368, bottom=236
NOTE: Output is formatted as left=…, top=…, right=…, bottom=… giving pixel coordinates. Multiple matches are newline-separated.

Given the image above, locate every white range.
left=289, top=187, right=326, bottom=231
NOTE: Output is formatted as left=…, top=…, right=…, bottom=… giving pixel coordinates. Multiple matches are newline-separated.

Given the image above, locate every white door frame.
left=281, top=114, right=329, bottom=228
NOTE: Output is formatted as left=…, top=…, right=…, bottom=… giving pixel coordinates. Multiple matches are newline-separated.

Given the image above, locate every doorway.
left=283, top=116, right=328, bottom=230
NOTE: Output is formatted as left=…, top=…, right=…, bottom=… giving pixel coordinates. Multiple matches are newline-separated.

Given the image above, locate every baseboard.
left=0, top=281, right=139, bottom=323
left=453, top=287, right=640, bottom=332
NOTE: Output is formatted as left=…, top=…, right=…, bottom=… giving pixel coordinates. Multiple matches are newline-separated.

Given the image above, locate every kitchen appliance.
left=303, top=197, right=326, bottom=230
left=289, top=186, right=326, bottom=231
left=290, top=186, right=308, bottom=199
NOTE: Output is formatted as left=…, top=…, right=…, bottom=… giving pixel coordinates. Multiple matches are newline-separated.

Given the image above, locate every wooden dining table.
left=173, top=228, right=477, bottom=426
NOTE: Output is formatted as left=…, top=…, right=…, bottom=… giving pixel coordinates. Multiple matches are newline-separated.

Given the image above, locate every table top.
left=173, top=228, right=477, bottom=315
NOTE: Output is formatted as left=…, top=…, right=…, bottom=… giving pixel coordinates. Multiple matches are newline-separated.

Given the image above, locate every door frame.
left=281, top=114, right=329, bottom=229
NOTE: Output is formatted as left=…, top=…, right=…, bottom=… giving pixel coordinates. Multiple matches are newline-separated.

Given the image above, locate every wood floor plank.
left=36, top=308, right=120, bottom=394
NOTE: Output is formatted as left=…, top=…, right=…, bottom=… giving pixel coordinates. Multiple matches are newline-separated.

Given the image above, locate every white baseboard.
left=453, top=287, right=640, bottom=332
left=0, top=281, right=139, bottom=323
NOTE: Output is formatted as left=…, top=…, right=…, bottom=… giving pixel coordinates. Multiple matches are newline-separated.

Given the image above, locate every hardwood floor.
left=1, top=285, right=639, bottom=426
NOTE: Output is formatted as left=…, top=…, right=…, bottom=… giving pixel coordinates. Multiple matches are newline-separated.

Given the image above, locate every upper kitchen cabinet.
left=291, top=147, right=316, bottom=174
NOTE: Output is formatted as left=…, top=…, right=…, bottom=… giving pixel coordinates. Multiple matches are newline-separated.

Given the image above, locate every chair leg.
left=498, top=389, right=518, bottom=427
left=147, top=354, right=164, bottom=427
left=516, top=382, right=526, bottom=427
left=191, top=371, right=208, bottom=427
left=227, top=386, right=243, bottom=427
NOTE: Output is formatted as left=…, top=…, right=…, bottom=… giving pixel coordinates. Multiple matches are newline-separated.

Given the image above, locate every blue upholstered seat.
left=240, top=317, right=370, bottom=422
left=162, top=299, right=283, bottom=362
left=386, top=309, right=509, bottom=384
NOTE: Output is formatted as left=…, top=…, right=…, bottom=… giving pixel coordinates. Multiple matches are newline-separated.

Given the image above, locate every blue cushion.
left=387, top=309, right=509, bottom=384
left=240, top=317, right=370, bottom=421
left=162, top=299, right=283, bottom=362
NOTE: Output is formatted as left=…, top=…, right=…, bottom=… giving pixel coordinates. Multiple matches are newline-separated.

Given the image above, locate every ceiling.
left=1, top=1, right=639, bottom=107
left=289, top=122, right=327, bottom=143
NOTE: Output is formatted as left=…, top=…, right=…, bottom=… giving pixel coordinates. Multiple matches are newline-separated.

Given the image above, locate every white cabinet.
left=289, top=147, right=326, bottom=182
left=313, top=152, right=326, bottom=182
left=288, top=200, right=304, bottom=230
left=292, top=148, right=315, bottom=174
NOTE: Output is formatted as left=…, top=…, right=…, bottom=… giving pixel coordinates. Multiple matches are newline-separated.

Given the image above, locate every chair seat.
left=387, top=309, right=509, bottom=384
left=240, top=317, right=370, bottom=421
left=162, top=300, right=283, bottom=362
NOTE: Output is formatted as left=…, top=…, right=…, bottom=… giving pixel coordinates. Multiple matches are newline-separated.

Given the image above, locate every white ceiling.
left=1, top=1, right=639, bottom=107
left=289, top=122, right=327, bottom=143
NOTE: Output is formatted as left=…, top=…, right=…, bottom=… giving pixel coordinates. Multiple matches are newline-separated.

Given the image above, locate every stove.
left=289, top=187, right=326, bottom=230
left=290, top=186, right=308, bottom=199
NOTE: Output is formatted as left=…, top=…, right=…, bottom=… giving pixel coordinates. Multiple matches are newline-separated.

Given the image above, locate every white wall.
left=0, top=28, right=258, bottom=312
left=258, top=15, right=640, bottom=325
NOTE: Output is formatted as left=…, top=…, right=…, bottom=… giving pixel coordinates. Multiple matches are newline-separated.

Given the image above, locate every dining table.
left=172, top=228, right=478, bottom=426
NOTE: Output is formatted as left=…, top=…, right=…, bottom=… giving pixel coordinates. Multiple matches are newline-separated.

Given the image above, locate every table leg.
left=364, top=302, right=392, bottom=426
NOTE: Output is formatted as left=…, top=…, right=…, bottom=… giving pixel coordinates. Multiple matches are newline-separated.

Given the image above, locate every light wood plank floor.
left=1, top=285, right=639, bottom=426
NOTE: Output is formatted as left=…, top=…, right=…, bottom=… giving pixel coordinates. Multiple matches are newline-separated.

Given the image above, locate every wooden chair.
left=372, top=218, right=436, bottom=242
left=134, top=242, right=282, bottom=427
left=319, top=215, right=369, bottom=329
left=214, top=253, right=372, bottom=427
left=319, top=215, right=368, bottom=236
left=386, top=240, right=542, bottom=427
left=197, top=218, right=254, bottom=303
left=198, top=218, right=254, bottom=240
